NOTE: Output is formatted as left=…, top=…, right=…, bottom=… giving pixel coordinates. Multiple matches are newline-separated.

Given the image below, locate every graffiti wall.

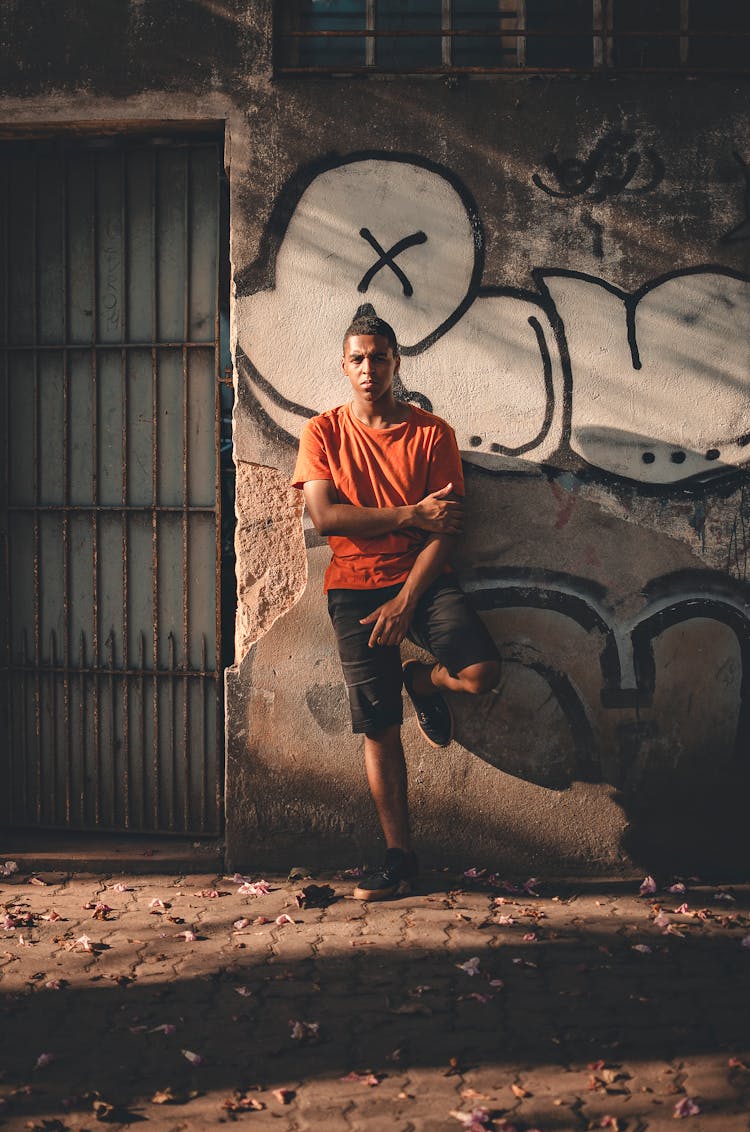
left=227, top=81, right=750, bottom=874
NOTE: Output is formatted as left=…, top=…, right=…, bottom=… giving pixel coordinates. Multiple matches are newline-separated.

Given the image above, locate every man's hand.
left=412, top=483, right=464, bottom=534
left=360, top=592, right=416, bottom=649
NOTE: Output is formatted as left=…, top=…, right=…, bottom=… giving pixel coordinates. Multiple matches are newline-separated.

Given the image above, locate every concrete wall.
left=2, top=1, right=749, bottom=873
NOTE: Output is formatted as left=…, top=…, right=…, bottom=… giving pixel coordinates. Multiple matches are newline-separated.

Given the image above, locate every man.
left=292, top=314, right=500, bottom=900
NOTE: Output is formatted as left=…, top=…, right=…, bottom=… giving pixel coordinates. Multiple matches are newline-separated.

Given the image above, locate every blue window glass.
left=376, top=0, right=442, bottom=68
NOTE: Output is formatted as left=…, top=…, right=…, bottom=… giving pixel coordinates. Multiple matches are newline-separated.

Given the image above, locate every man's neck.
left=350, top=393, right=411, bottom=430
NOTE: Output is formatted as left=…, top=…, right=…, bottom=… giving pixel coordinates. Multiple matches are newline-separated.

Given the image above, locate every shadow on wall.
left=445, top=553, right=750, bottom=875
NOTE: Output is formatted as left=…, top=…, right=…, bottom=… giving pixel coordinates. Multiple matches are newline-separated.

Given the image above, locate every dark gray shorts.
left=327, top=575, right=500, bottom=735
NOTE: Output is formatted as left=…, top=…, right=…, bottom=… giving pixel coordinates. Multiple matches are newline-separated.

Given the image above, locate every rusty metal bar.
left=90, top=153, right=101, bottom=827
left=2, top=151, right=12, bottom=820
left=365, top=0, right=376, bottom=66
left=279, top=26, right=750, bottom=38
left=108, top=629, right=115, bottom=826
left=21, top=629, right=29, bottom=819
left=3, top=341, right=227, bottom=351
left=182, top=150, right=191, bottom=831
left=32, top=153, right=42, bottom=825
left=441, top=0, right=451, bottom=67
left=201, top=633, right=208, bottom=832
left=50, top=628, right=58, bottom=823
left=138, top=631, right=146, bottom=829
left=121, top=150, right=130, bottom=830
left=78, top=629, right=86, bottom=824
left=151, top=148, right=160, bottom=832
left=516, top=0, right=526, bottom=66
left=61, top=149, right=72, bottom=826
left=213, top=147, right=223, bottom=833
left=168, top=630, right=176, bottom=832
left=5, top=661, right=217, bottom=678
left=680, top=0, right=690, bottom=66
left=277, top=63, right=750, bottom=73
left=7, top=505, right=218, bottom=516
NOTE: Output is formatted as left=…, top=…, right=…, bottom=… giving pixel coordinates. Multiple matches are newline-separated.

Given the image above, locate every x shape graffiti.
left=357, top=227, right=428, bottom=297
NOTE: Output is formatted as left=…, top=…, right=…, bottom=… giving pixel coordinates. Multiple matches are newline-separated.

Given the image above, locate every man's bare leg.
left=363, top=723, right=411, bottom=851
left=408, top=659, right=500, bottom=697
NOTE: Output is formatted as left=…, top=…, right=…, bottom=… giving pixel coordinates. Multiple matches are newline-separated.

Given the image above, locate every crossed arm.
left=302, top=479, right=464, bottom=648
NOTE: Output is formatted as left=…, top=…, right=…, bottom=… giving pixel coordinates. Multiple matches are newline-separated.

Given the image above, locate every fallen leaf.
left=340, top=1071, right=382, bottom=1086
left=511, top=1083, right=529, bottom=1098
left=289, top=1019, right=319, bottom=1041
left=33, top=1052, right=55, bottom=1070
left=237, top=880, right=271, bottom=896
left=178, top=930, right=197, bottom=942
left=456, top=957, right=481, bottom=976
left=275, top=914, right=295, bottom=926
left=668, top=883, right=687, bottom=895
left=639, top=876, right=657, bottom=896
left=150, top=1086, right=198, bottom=1105
left=233, top=918, right=250, bottom=931
left=29, top=876, right=47, bottom=887
left=632, top=944, right=652, bottom=954
left=221, top=1093, right=265, bottom=1112
left=181, top=1049, right=203, bottom=1066
left=272, top=1088, right=295, bottom=1104
left=234, top=986, right=253, bottom=997
left=0, top=861, right=19, bottom=877
left=192, top=889, right=226, bottom=899
left=673, top=1096, right=700, bottom=1118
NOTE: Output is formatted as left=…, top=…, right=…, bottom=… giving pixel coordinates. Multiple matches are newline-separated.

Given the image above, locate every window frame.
left=273, top=0, right=750, bottom=76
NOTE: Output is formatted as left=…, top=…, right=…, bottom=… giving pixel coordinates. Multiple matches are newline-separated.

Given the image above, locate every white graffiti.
left=235, top=156, right=750, bottom=486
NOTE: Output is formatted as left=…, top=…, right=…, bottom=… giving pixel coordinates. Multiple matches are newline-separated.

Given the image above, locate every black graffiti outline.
left=462, top=565, right=750, bottom=769
left=235, top=149, right=485, bottom=357
left=236, top=149, right=750, bottom=497
left=357, top=227, right=427, bottom=296
left=532, top=131, right=665, bottom=203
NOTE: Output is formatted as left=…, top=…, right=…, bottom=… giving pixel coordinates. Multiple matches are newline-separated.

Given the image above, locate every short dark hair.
left=342, top=314, right=399, bottom=355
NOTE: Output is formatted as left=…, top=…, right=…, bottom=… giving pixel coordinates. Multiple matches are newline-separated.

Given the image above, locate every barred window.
left=274, top=0, right=750, bottom=74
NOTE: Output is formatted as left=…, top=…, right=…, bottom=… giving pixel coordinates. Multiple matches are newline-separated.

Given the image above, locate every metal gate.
left=0, top=134, right=227, bottom=834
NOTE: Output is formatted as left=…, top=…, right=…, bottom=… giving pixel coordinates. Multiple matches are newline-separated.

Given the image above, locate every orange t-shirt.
left=291, top=403, right=465, bottom=591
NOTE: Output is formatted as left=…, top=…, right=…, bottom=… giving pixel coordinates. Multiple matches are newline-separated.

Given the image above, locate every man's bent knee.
left=364, top=721, right=402, bottom=744
left=457, top=660, right=500, bottom=696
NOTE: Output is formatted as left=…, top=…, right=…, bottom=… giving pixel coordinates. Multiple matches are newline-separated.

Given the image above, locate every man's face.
left=341, top=334, right=400, bottom=403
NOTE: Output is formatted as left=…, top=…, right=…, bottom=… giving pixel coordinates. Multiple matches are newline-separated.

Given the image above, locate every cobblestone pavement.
left=1, top=864, right=749, bottom=1131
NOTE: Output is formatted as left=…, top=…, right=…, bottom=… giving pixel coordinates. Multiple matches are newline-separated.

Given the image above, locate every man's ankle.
left=407, top=661, right=436, bottom=697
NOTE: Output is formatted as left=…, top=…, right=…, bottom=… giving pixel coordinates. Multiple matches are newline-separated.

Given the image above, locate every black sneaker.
left=352, top=848, right=418, bottom=901
left=402, top=659, right=454, bottom=748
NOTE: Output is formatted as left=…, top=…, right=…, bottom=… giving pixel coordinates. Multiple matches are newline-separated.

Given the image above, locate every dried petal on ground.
left=33, top=1052, right=55, bottom=1070
left=150, top=1087, right=198, bottom=1105
left=233, top=918, right=250, bottom=931
left=668, top=883, right=687, bottom=894
left=640, top=876, right=658, bottom=896
left=673, top=1096, right=700, bottom=1118
left=0, top=861, right=19, bottom=877
left=289, top=1019, right=320, bottom=1041
left=275, top=914, right=295, bottom=926
left=654, top=911, right=671, bottom=930
left=295, top=883, right=335, bottom=909
left=741, top=934, right=750, bottom=949
left=632, top=944, right=652, bottom=954
left=192, top=889, right=227, bottom=898
left=456, top=957, right=481, bottom=976
left=674, top=902, right=690, bottom=914
left=449, top=1105, right=492, bottom=1127
left=109, top=883, right=132, bottom=893
left=149, top=898, right=169, bottom=912
left=41, top=910, right=62, bottom=922
left=44, top=979, right=66, bottom=990
left=511, top=1083, right=529, bottom=1098
left=463, top=867, right=486, bottom=880
left=151, top=1024, right=176, bottom=1035
left=29, top=876, right=47, bottom=886
left=495, top=915, right=516, bottom=925
left=178, top=930, right=197, bottom=942
left=714, top=891, right=735, bottom=902
left=272, top=1088, right=295, bottom=1104
left=234, top=986, right=253, bottom=997
left=67, top=934, right=93, bottom=952
left=340, top=1071, right=383, bottom=1086
left=523, top=876, right=541, bottom=895
left=728, top=1057, right=750, bottom=1070
left=237, top=880, right=271, bottom=896
left=181, top=1049, right=203, bottom=1066
left=221, top=1092, right=265, bottom=1112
